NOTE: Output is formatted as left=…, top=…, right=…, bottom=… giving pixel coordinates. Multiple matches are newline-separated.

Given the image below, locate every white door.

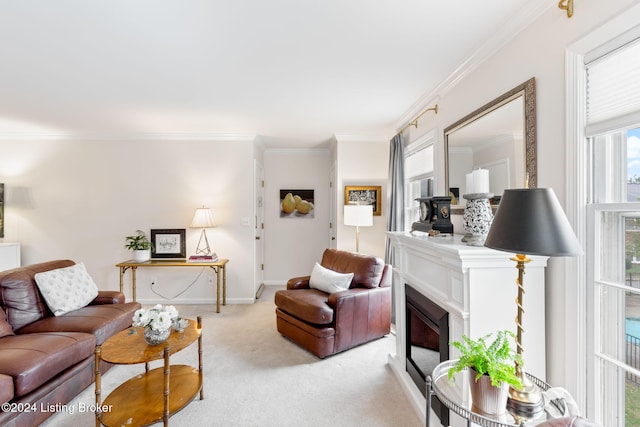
left=254, top=160, right=265, bottom=298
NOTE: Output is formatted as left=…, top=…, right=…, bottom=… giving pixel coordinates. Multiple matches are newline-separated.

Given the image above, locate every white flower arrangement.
left=132, top=304, right=180, bottom=332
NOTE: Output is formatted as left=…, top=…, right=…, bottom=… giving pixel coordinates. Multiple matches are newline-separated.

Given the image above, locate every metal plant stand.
left=426, top=360, right=555, bottom=427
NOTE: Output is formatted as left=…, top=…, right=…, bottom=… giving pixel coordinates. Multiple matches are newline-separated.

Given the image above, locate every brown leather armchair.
left=275, top=248, right=391, bottom=358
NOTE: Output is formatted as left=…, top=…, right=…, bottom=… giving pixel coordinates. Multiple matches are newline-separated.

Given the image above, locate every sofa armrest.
left=90, top=291, right=125, bottom=305
left=0, top=374, right=13, bottom=405
left=287, top=276, right=311, bottom=290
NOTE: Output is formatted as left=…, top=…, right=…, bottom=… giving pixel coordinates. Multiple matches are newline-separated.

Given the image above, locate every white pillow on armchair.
left=309, top=262, right=354, bottom=294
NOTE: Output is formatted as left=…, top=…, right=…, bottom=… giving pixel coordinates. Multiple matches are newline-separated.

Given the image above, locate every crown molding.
left=264, top=147, right=330, bottom=155
left=0, top=132, right=70, bottom=141
left=395, top=0, right=556, bottom=131
left=332, top=133, right=388, bottom=142
left=0, top=131, right=258, bottom=142
left=0, top=131, right=393, bottom=145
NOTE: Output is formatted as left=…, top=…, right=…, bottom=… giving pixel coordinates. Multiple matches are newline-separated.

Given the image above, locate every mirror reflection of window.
left=444, top=78, right=536, bottom=210
left=447, top=96, right=524, bottom=201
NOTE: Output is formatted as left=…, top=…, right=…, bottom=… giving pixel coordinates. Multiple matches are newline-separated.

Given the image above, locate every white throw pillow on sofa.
left=309, top=262, right=354, bottom=294
left=34, top=262, right=99, bottom=316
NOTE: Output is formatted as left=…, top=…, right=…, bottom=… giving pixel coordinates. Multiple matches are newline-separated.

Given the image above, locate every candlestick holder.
left=462, top=193, right=494, bottom=246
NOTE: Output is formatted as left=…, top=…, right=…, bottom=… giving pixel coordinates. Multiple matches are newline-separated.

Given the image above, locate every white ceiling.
left=0, top=1, right=552, bottom=146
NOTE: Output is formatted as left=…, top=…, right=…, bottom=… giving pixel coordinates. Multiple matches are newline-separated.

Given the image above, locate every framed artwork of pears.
left=279, top=189, right=315, bottom=218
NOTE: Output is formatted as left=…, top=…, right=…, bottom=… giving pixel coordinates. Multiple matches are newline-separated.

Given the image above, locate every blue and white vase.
left=462, top=193, right=494, bottom=246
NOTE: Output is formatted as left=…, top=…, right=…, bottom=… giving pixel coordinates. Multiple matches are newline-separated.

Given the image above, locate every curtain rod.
left=398, top=104, right=438, bottom=134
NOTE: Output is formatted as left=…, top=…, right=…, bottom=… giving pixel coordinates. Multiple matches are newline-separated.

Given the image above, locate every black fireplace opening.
left=405, top=284, right=449, bottom=426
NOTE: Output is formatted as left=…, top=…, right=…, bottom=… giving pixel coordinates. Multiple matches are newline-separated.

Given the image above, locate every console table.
left=116, top=259, right=229, bottom=312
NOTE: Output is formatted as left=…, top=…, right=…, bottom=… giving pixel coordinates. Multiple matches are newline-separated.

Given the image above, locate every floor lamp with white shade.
left=344, top=204, right=373, bottom=253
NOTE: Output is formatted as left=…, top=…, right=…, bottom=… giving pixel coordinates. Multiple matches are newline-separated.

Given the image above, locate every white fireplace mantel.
left=386, top=232, right=547, bottom=425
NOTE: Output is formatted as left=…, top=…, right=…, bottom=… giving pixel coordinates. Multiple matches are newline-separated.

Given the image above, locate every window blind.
left=405, top=144, right=433, bottom=180
left=586, top=37, right=640, bottom=136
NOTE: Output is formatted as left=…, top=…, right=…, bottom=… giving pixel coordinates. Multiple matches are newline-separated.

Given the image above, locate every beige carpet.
left=41, top=286, right=422, bottom=427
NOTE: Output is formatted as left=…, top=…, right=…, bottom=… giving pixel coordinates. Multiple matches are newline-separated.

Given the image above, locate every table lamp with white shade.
left=189, top=206, right=216, bottom=257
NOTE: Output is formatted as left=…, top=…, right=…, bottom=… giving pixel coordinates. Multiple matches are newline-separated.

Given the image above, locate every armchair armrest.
left=327, top=287, right=376, bottom=308
left=90, top=291, right=125, bottom=305
left=287, top=275, right=311, bottom=290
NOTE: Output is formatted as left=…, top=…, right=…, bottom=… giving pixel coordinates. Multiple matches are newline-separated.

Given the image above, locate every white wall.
left=404, top=0, right=639, bottom=407
left=0, top=138, right=257, bottom=304
left=335, top=137, right=389, bottom=259
left=263, top=149, right=331, bottom=284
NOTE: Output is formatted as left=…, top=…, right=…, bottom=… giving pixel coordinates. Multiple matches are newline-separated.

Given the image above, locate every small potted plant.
left=125, top=230, right=153, bottom=262
left=448, top=330, right=522, bottom=415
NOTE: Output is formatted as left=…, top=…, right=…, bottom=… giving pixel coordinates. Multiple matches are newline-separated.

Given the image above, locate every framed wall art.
left=279, top=189, right=315, bottom=218
left=151, top=229, right=186, bottom=259
left=344, top=185, right=382, bottom=216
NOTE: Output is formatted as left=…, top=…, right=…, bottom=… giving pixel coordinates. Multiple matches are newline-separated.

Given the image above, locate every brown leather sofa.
left=0, top=260, right=141, bottom=427
left=275, top=248, right=391, bottom=358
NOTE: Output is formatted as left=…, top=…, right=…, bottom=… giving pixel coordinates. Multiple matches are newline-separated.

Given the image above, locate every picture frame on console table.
left=151, top=228, right=186, bottom=259
left=344, top=185, right=382, bottom=216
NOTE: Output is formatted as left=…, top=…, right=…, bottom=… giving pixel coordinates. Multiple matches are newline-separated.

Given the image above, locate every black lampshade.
left=484, top=188, right=583, bottom=257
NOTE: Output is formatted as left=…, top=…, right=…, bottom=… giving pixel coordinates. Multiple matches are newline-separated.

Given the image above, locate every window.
left=586, top=36, right=640, bottom=426
left=588, top=128, right=640, bottom=426
left=404, top=131, right=435, bottom=229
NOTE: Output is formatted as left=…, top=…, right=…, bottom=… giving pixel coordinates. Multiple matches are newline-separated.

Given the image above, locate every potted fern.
left=125, top=230, right=153, bottom=262
left=448, top=330, right=522, bottom=415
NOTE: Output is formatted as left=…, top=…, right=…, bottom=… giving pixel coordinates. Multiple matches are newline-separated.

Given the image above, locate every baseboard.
left=262, top=280, right=287, bottom=287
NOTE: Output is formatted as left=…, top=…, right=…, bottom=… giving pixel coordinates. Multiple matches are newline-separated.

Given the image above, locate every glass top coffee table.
left=94, top=317, right=203, bottom=427
left=427, top=360, right=556, bottom=427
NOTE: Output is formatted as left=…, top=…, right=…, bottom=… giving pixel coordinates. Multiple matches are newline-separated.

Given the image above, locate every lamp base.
left=507, top=373, right=544, bottom=419
left=195, top=228, right=212, bottom=256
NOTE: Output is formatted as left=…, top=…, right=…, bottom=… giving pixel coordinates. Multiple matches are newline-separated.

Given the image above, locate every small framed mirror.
left=444, top=78, right=536, bottom=212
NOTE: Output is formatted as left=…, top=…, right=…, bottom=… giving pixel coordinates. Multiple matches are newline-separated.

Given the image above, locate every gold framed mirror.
left=444, top=78, right=536, bottom=212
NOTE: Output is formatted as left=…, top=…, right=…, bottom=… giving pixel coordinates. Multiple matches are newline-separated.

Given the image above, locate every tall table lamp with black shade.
left=484, top=188, right=583, bottom=418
